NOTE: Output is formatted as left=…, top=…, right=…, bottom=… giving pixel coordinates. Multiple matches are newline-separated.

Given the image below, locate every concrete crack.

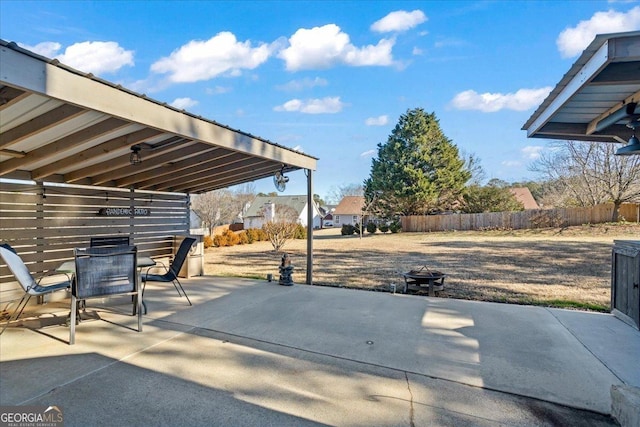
left=405, top=371, right=415, bottom=427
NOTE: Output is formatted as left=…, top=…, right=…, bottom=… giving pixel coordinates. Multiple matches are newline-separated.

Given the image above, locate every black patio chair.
left=71, top=245, right=141, bottom=344
left=90, top=236, right=131, bottom=247
left=0, top=243, right=72, bottom=334
left=141, top=237, right=195, bottom=308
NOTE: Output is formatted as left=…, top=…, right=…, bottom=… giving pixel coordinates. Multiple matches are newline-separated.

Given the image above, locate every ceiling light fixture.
left=130, top=145, right=142, bottom=165
left=615, top=120, right=640, bottom=156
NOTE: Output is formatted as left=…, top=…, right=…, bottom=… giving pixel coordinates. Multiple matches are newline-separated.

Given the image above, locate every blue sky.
left=1, top=1, right=639, bottom=200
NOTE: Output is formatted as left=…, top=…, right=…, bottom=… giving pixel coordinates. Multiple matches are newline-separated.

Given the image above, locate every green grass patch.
left=529, top=299, right=609, bottom=312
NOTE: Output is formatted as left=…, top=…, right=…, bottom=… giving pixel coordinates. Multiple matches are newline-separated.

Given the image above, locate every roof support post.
left=306, top=169, right=313, bottom=285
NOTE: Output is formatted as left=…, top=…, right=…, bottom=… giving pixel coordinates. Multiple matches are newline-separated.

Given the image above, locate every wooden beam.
left=90, top=142, right=204, bottom=185
left=129, top=150, right=242, bottom=189
left=0, top=104, right=85, bottom=149
left=2, top=117, right=130, bottom=177
left=63, top=128, right=163, bottom=182
left=0, top=86, right=28, bottom=111
left=164, top=160, right=276, bottom=192
left=0, top=149, right=25, bottom=158
left=586, top=90, right=640, bottom=135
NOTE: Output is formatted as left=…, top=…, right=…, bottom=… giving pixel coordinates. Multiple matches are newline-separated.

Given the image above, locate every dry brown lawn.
left=204, top=223, right=640, bottom=311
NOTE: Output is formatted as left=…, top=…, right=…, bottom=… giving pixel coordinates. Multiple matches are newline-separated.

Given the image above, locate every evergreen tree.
left=462, top=184, right=524, bottom=213
left=364, top=108, right=471, bottom=216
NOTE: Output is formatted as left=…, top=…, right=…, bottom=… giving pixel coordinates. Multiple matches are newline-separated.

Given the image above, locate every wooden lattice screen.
left=1, top=180, right=189, bottom=303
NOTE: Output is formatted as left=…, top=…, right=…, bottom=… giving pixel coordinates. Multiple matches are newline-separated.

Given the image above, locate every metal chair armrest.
left=36, top=271, right=73, bottom=286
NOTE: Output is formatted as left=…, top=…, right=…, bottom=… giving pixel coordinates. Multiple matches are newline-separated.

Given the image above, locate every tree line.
left=192, top=107, right=640, bottom=232
left=364, top=108, right=640, bottom=222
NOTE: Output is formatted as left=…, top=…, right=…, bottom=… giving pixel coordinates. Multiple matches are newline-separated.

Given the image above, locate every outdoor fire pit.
left=402, top=266, right=446, bottom=296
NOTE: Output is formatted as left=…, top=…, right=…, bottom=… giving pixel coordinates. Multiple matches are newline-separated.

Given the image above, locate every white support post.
left=306, top=169, right=313, bottom=285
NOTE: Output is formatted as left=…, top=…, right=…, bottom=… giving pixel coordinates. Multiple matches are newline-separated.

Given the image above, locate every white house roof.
left=522, top=31, right=640, bottom=144
left=244, top=195, right=311, bottom=218
left=0, top=40, right=317, bottom=194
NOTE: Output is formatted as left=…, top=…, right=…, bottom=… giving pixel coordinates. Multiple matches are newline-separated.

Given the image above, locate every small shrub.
left=238, top=230, right=249, bottom=245
left=294, top=223, right=307, bottom=239
left=341, top=224, right=355, bottom=235
left=224, top=229, right=240, bottom=246
left=246, top=228, right=259, bottom=243
left=379, top=224, right=389, bottom=233
left=389, top=221, right=402, bottom=233
left=213, top=234, right=226, bottom=247
left=366, top=222, right=377, bottom=234
left=203, top=235, right=213, bottom=248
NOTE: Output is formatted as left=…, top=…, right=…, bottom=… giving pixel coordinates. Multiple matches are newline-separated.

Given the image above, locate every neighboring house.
left=242, top=195, right=322, bottom=229
left=190, top=210, right=203, bottom=229
left=333, top=196, right=365, bottom=227
left=320, top=204, right=336, bottom=227
left=509, top=188, right=540, bottom=210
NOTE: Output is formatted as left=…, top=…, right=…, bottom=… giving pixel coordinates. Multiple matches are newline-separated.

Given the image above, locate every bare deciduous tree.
left=531, top=141, right=640, bottom=221
left=192, top=183, right=257, bottom=234
left=261, top=204, right=299, bottom=252
left=326, top=183, right=364, bottom=204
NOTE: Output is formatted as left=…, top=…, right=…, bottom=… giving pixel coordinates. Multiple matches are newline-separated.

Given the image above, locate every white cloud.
left=360, top=149, right=377, bottom=157
left=151, top=32, right=274, bottom=82
left=557, top=6, right=640, bottom=58
left=206, top=86, right=232, bottom=95
left=412, top=47, right=424, bottom=55
left=20, top=41, right=62, bottom=58
left=501, top=160, right=522, bottom=167
left=170, top=97, right=198, bottom=109
left=365, top=115, right=389, bottom=126
left=522, top=145, right=544, bottom=160
left=278, top=24, right=395, bottom=71
left=291, top=145, right=304, bottom=152
left=49, top=41, right=134, bottom=74
left=450, top=87, right=552, bottom=112
left=274, top=96, right=344, bottom=114
left=277, top=77, right=328, bottom=91
left=371, top=10, right=427, bottom=33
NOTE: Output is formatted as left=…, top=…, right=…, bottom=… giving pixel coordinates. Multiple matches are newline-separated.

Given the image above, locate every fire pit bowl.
left=402, top=266, right=446, bottom=296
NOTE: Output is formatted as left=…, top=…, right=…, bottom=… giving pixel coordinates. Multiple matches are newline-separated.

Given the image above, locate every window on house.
left=352, top=215, right=358, bottom=223
left=334, top=215, right=340, bottom=223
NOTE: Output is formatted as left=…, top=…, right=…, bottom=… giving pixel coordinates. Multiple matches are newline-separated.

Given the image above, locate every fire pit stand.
left=402, top=266, right=446, bottom=296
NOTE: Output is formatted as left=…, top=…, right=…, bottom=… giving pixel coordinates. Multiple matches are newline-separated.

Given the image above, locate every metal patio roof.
left=0, top=40, right=317, bottom=194
left=523, top=31, right=640, bottom=144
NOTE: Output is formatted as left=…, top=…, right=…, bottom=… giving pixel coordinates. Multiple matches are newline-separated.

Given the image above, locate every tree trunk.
left=612, top=201, right=621, bottom=222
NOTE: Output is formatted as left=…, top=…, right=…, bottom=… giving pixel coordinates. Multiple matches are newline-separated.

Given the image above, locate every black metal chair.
left=0, top=243, right=71, bottom=334
left=90, top=236, right=131, bottom=247
left=141, top=237, right=195, bottom=308
left=71, top=245, right=141, bottom=344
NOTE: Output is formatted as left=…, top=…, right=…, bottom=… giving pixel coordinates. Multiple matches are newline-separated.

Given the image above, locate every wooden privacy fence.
left=1, top=180, right=190, bottom=303
left=402, top=203, right=640, bottom=233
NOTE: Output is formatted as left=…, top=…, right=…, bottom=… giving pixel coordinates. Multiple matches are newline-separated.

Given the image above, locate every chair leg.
left=69, top=295, right=77, bottom=345
left=173, top=278, right=192, bottom=306
left=170, top=280, right=183, bottom=296
left=136, top=293, right=143, bottom=332
left=139, top=280, right=148, bottom=315
left=0, top=295, right=30, bottom=335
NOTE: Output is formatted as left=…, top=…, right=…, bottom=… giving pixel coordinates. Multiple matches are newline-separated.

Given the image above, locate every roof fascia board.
left=0, top=45, right=317, bottom=171
left=526, top=40, right=611, bottom=137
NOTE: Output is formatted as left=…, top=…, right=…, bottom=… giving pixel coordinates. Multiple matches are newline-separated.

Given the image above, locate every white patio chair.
left=0, top=244, right=72, bottom=334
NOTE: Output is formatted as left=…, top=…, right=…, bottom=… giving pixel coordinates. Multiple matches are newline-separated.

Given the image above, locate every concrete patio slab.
left=1, top=276, right=637, bottom=426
